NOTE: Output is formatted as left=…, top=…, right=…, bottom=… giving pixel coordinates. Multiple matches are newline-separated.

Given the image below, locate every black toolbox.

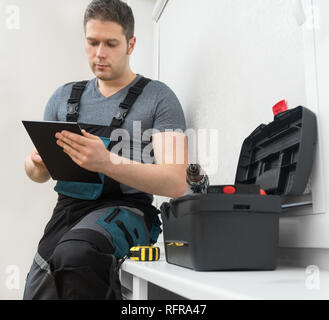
left=160, top=106, right=317, bottom=271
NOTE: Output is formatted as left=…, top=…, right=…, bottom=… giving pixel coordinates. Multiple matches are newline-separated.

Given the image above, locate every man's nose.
left=96, top=43, right=106, bottom=59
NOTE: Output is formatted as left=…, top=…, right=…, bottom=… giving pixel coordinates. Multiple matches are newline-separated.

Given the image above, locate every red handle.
left=272, top=100, right=288, bottom=116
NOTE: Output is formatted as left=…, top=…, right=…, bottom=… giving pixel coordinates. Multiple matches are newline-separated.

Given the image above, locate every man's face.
left=85, top=19, right=135, bottom=81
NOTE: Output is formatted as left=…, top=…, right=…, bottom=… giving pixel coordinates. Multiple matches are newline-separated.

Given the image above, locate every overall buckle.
left=67, top=101, right=80, bottom=115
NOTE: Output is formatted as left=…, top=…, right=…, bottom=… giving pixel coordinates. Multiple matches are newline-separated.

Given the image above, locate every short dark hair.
left=84, top=0, right=134, bottom=42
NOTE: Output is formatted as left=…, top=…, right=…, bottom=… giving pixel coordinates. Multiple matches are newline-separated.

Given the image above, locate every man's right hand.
left=30, top=148, right=47, bottom=170
left=25, top=147, right=51, bottom=183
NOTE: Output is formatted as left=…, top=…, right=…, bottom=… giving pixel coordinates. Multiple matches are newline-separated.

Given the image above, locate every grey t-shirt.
left=43, top=74, right=186, bottom=202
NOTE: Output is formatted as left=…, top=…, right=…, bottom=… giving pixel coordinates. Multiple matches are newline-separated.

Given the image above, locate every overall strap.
left=66, top=76, right=151, bottom=126
left=66, top=81, right=88, bottom=122
left=109, top=76, right=151, bottom=129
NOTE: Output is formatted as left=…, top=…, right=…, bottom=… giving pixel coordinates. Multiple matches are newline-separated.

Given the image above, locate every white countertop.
left=121, top=243, right=329, bottom=300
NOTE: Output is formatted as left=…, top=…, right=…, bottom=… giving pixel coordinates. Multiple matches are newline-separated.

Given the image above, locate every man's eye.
left=107, top=43, right=116, bottom=48
left=89, top=42, right=98, bottom=46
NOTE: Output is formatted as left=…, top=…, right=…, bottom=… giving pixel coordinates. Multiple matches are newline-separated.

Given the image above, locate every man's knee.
left=50, top=228, right=115, bottom=271
left=51, top=239, right=91, bottom=270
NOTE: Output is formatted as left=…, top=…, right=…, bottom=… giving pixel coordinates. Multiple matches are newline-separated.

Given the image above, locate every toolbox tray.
left=235, top=106, right=317, bottom=197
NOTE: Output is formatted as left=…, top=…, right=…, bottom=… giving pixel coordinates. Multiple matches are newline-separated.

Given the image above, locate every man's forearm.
left=101, top=152, right=188, bottom=198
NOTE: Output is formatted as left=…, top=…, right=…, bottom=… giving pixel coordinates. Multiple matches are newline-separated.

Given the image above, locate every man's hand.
left=55, top=129, right=110, bottom=173
left=24, top=147, right=51, bottom=183
left=30, top=147, right=47, bottom=171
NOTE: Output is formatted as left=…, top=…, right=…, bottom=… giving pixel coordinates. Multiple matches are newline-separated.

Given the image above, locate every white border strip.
left=152, top=0, right=169, bottom=22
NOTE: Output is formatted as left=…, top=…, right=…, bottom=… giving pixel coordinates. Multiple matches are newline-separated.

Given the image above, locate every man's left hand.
left=55, top=129, right=110, bottom=173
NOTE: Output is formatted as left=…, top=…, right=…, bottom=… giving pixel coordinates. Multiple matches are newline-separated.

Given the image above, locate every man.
left=23, top=0, right=187, bottom=300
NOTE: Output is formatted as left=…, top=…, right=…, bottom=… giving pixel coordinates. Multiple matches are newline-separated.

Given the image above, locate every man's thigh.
left=70, top=205, right=150, bottom=259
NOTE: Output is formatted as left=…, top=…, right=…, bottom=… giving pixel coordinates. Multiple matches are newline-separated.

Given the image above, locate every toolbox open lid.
left=234, top=106, right=317, bottom=197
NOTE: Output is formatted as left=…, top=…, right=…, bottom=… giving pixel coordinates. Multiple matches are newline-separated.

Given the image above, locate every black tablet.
left=22, top=120, right=102, bottom=183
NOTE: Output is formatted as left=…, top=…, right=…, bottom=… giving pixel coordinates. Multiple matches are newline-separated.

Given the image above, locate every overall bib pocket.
left=54, top=136, right=111, bottom=200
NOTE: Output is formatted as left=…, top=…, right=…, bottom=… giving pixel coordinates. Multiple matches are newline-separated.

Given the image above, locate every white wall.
left=0, top=0, right=155, bottom=300
left=157, top=0, right=308, bottom=180
left=154, top=0, right=329, bottom=267
left=129, top=0, right=156, bottom=78
left=279, top=0, right=329, bottom=250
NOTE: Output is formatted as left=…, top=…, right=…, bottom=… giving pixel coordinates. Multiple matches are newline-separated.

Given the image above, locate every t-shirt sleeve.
left=152, top=86, right=186, bottom=133
left=43, top=86, right=64, bottom=121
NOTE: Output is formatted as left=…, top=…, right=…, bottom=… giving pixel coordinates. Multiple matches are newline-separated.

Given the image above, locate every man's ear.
left=127, top=36, right=136, bottom=55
